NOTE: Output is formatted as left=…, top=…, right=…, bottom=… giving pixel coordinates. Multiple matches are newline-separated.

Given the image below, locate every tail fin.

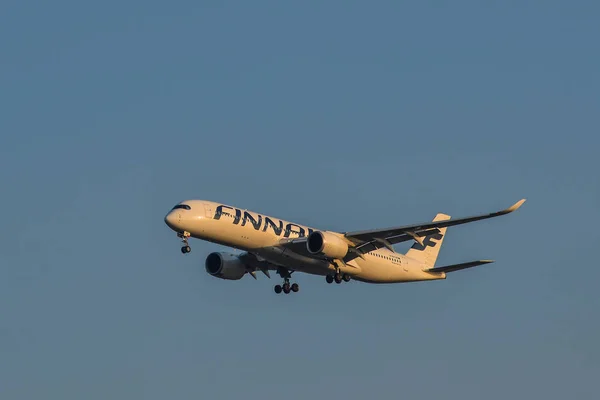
left=404, top=213, right=450, bottom=268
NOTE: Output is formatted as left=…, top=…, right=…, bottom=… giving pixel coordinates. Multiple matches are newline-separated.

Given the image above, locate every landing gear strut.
left=274, top=268, right=299, bottom=294
left=178, top=231, right=191, bottom=254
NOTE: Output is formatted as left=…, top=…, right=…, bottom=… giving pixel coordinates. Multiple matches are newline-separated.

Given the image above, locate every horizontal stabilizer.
left=428, top=260, right=494, bottom=274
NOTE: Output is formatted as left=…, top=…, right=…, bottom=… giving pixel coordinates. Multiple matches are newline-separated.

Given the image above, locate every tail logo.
left=411, top=232, right=443, bottom=251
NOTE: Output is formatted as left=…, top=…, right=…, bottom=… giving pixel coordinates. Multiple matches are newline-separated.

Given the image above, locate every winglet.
left=504, top=198, right=526, bottom=214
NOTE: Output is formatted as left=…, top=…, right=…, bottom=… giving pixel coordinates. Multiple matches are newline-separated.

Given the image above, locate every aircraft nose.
left=164, top=211, right=180, bottom=229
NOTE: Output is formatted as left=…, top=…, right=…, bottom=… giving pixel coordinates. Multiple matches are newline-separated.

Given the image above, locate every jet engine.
left=306, top=231, right=349, bottom=259
left=205, top=252, right=247, bottom=280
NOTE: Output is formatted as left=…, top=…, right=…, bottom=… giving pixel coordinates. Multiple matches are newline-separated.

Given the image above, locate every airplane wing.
left=341, top=199, right=526, bottom=261
left=276, top=199, right=525, bottom=262
left=238, top=251, right=279, bottom=278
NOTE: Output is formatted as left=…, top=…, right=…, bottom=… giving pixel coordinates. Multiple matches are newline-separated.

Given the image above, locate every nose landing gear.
left=178, top=231, right=191, bottom=254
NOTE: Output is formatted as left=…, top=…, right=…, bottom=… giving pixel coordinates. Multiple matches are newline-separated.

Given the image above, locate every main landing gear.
left=326, top=272, right=352, bottom=284
left=274, top=267, right=299, bottom=295
left=178, top=231, right=191, bottom=254
left=274, top=280, right=299, bottom=294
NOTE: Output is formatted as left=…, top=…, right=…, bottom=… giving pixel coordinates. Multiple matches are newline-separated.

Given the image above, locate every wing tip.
left=506, top=198, right=526, bottom=213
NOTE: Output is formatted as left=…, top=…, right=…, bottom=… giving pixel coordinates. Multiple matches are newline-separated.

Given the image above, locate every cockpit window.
left=172, top=204, right=191, bottom=210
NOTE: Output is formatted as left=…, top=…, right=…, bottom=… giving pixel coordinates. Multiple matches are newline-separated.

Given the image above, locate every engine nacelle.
left=306, top=231, right=349, bottom=259
left=205, top=252, right=247, bottom=280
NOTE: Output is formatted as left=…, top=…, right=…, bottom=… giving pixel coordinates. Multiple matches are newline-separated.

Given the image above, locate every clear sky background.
left=1, top=1, right=599, bottom=399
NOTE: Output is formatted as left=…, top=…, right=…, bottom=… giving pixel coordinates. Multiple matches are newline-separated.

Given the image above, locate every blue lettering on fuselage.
left=241, top=211, right=262, bottom=230
left=213, top=204, right=314, bottom=238
left=284, top=223, right=304, bottom=238
left=263, top=217, right=283, bottom=235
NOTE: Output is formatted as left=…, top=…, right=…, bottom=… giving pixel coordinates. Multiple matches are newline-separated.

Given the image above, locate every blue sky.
left=1, top=1, right=599, bottom=398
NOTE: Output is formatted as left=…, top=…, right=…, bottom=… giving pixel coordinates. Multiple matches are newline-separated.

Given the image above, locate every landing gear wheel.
left=291, top=283, right=299, bottom=292
left=343, top=273, right=351, bottom=282
left=275, top=268, right=296, bottom=295
left=274, top=285, right=282, bottom=294
left=326, top=275, right=334, bottom=284
left=178, top=232, right=191, bottom=254
left=334, top=273, right=342, bottom=284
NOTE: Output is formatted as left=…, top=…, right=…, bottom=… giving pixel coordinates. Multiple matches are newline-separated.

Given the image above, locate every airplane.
left=164, top=198, right=526, bottom=294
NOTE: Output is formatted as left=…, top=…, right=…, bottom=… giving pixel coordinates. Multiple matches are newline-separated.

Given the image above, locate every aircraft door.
left=204, top=203, right=214, bottom=218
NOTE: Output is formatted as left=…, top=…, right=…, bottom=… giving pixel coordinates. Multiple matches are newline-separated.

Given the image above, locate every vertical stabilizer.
left=404, top=213, right=450, bottom=268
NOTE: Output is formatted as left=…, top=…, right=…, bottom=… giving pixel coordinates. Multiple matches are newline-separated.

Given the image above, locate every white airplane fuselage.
left=164, top=200, right=445, bottom=284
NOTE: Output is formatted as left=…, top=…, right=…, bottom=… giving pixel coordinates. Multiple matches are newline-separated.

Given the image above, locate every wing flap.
left=428, top=260, right=494, bottom=273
